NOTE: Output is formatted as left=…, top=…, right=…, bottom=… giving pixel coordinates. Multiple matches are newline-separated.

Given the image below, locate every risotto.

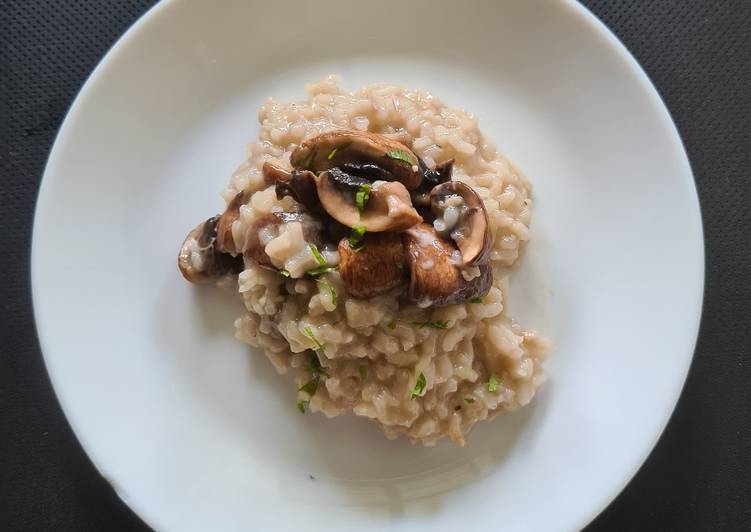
left=178, top=76, right=549, bottom=446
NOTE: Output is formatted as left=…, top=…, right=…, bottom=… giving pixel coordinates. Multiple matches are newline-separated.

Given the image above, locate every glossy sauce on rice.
left=214, top=76, right=549, bottom=445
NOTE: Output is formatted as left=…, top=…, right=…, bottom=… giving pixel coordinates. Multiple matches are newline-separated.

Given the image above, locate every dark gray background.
left=1, top=1, right=749, bottom=530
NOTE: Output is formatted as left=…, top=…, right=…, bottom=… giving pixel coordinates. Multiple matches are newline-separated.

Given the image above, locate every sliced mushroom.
left=316, top=169, right=422, bottom=232
left=262, top=162, right=320, bottom=213
left=338, top=232, right=406, bottom=298
left=325, top=166, right=370, bottom=191
left=430, top=181, right=491, bottom=266
left=215, top=190, right=250, bottom=256
left=338, top=162, right=394, bottom=182
left=262, top=161, right=291, bottom=185
left=290, top=129, right=423, bottom=190
left=423, top=157, right=454, bottom=186
left=411, top=158, right=454, bottom=212
left=243, top=212, right=323, bottom=270
left=402, top=223, right=492, bottom=306
left=178, top=216, right=243, bottom=284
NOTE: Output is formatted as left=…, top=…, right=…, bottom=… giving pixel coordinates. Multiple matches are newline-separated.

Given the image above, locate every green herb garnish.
left=303, top=326, right=325, bottom=352
left=297, top=400, right=308, bottom=414
left=306, top=265, right=338, bottom=277
left=487, top=373, right=501, bottom=392
left=386, top=320, right=396, bottom=330
left=299, top=379, right=319, bottom=395
left=355, top=183, right=371, bottom=215
left=348, top=225, right=366, bottom=249
left=318, top=276, right=337, bottom=306
left=386, top=149, right=418, bottom=167
left=470, top=297, right=483, bottom=304
left=358, top=365, right=367, bottom=382
left=308, top=243, right=327, bottom=266
left=395, top=261, right=404, bottom=270
left=279, top=269, right=291, bottom=278
left=304, top=355, right=329, bottom=378
left=464, top=397, right=475, bottom=404
left=410, top=372, right=427, bottom=399
left=326, top=141, right=350, bottom=160
left=413, top=320, right=449, bottom=329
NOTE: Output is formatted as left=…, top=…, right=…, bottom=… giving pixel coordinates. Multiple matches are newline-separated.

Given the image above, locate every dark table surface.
left=2, top=1, right=750, bottom=530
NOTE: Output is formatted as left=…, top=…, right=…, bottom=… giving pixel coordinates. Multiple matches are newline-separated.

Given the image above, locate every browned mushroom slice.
left=178, top=216, right=243, bottom=284
left=215, top=190, right=250, bottom=256
left=338, top=232, right=405, bottom=298
left=430, top=181, right=492, bottom=266
left=290, top=129, right=423, bottom=190
left=411, top=158, right=454, bottom=212
left=316, top=169, right=422, bottom=232
left=402, top=224, right=492, bottom=306
left=262, top=162, right=321, bottom=213
left=243, top=212, right=324, bottom=270
left=261, top=161, right=292, bottom=185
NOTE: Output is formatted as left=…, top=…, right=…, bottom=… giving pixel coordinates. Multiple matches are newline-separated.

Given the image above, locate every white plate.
left=32, top=0, right=703, bottom=530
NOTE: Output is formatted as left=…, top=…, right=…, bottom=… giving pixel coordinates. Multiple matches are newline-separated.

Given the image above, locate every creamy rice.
left=223, top=76, right=549, bottom=446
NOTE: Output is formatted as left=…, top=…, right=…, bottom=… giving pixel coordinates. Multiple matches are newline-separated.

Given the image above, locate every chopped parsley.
left=487, top=373, right=501, bottom=392
left=395, top=261, right=404, bottom=270
left=279, top=269, right=291, bottom=277
left=413, top=320, right=449, bottom=329
left=470, top=297, right=483, bottom=304
left=348, top=225, right=366, bottom=249
left=299, top=379, right=319, bottom=395
left=386, top=149, right=417, bottom=167
left=327, top=141, right=350, bottom=160
left=355, top=183, right=371, bottom=215
left=297, top=400, right=308, bottom=414
left=410, top=372, right=427, bottom=399
left=303, top=326, right=325, bottom=352
left=318, top=276, right=337, bottom=306
left=358, top=365, right=367, bottom=382
left=308, top=243, right=327, bottom=266
left=306, top=265, right=338, bottom=277
left=386, top=320, right=396, bottom=330
left=464, top=397, right=475, bottom=404
left=304, top=355, right=329, bottom=378
left=300, top=354, right=328, bottom=397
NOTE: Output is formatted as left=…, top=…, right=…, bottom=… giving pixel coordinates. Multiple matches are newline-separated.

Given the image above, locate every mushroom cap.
left=402, top=223, right=492, bottom=306
left=243, top=211, right=323, bottom=270
left=338, top=232, right=406, bottom=298
left=290, top=129, right=423, bottom=190
left=178, top=216, right=243, bottom=284
left=430, top=181, right=492, bottom=266
left=215, top=190, right=250, bottom=256
left=315, top=170, right=422, bottom=232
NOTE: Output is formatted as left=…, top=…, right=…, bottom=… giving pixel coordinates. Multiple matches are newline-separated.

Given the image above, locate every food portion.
left=178, top=77, right=549, bottom=445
